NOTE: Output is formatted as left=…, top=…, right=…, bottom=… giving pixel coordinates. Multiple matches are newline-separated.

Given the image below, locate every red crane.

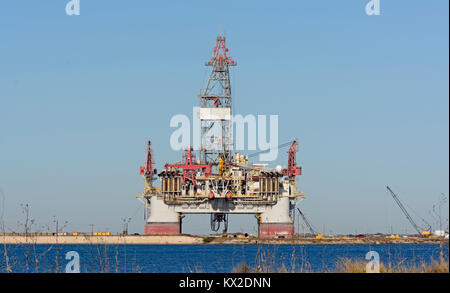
left=140, top=141, right=156, bottom=178
left=165, top=147, right=211, bottom=188
left=283, top=140, right=302, bottom=178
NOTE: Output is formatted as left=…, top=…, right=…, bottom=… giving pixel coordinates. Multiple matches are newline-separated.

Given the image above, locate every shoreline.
left=0, top=234, right=448, bottom=245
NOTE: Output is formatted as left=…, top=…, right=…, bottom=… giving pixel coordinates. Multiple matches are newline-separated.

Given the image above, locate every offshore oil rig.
left=137, top=33, right=304, bottom=238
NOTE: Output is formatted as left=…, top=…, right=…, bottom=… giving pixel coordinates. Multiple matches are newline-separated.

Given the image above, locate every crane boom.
left=297, top=208, right=317, bottom=236
left=386, top=186, right=427, bottom=236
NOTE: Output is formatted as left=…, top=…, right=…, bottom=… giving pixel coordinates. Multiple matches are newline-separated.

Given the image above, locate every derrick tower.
left=199, top=33, right=236, bottom=164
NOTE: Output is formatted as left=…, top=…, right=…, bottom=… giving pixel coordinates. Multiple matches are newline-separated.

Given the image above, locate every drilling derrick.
left=137, top=33, right=305, bottom=238
left=199, top=33, right=236, bottom=164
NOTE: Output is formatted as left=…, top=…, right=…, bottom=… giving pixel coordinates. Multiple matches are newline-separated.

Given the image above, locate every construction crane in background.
left=247, top=140, right=295, bottom=160
left=297, top=208, right=318, bottom=236
left=386, top=186, right=432, bottom=237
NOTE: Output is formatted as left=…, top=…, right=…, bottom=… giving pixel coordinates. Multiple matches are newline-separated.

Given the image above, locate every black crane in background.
left=297, top=208, right=318, bottom=236
left=386, top=186, right=432, bottom=237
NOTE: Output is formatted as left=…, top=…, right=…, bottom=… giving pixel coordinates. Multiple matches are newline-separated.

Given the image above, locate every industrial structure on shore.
left=137, top=33, right=304, bottom=238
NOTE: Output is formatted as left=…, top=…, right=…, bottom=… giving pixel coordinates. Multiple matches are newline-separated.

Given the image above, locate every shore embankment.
left=0, top=234, right=204, bottom=244
left=0, top=234, right=448, bottom=245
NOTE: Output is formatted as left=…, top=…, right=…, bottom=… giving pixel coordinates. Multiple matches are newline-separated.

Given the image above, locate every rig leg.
left=144, top=196, right=181, bottom=235
left=258, top=197, right=296, bottom=239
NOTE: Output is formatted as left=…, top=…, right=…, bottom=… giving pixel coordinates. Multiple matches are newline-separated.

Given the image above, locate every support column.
left=259, top=223, right=295, bottom=238
left=258, top=197, right=295, bottom=238
left=144, top=196, right=181, bottom=235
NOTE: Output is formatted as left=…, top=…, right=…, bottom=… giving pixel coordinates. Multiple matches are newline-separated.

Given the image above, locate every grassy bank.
left=333, top=256, right=448, bottom=273
left=231, top=245, right=449, bottom=273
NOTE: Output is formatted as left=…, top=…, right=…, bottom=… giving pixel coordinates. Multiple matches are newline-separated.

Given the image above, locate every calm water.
left=0, top=244, right=448, bottom=273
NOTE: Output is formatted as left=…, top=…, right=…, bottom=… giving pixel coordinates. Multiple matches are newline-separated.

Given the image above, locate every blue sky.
left=0, top=0, right=448, bottom=235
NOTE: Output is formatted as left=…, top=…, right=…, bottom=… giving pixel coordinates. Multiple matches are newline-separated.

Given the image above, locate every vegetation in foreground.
left=231, top=245, right=449, bottom=273
left=332, top=256, right=448, bottom=273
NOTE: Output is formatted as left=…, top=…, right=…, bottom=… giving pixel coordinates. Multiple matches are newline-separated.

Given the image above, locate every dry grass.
left=233, top=256, right=449, bottom=273
left=232, top=246, right=311, bottom=273
left=232, top=245, right=449, bottom=273
left=333, top=257, right=448, bottom=273
left=334, top=244, right=448, bottom=273
left=0, top=204, right=142, bottom=273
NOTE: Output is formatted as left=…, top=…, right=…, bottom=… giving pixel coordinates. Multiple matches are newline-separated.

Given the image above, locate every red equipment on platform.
left=164, top=147, right=211, bottom=188
left=140, top=141, right=156, bottom=177
left=283, top=141, right=302, bottom=177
